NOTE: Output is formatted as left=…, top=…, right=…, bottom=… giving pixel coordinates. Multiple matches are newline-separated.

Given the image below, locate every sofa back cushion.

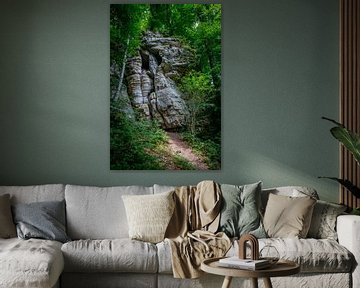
left=122, top=191, right=175, bottom=243
left=0, top=194, right=17, bottom=238
left=65, top=185, right=153, bottom=239
left=261, top=186, right=319, bottom=213
left=13, top=200, right=70, bottom=243
left=153, top=184, right=176, bottom=194
left=307, top=200, right=347, bottom=240
left=218, top=182, right=266, bottom=238
left=263, top=193, right=316, bottom=238
left=0, top=184, right=65, bottom=204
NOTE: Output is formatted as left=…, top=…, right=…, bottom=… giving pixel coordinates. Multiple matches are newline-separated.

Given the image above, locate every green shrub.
left=182, top=132, right=221, bottom=169
left=110, top=112, right=167, bottom=170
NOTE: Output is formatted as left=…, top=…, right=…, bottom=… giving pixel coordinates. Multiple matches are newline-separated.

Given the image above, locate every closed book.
left=218, top=257, right=271, bottom=270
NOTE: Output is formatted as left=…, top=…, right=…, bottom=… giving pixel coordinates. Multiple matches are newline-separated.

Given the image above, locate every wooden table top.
left=201, top=257, right=300, bottom=278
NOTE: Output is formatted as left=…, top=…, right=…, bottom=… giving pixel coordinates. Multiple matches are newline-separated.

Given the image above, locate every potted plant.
left=320, top=117, right=360, bottom=215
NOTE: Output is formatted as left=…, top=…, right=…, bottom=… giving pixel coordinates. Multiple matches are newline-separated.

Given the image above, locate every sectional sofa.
left=0, top=183, right=359, bottom=288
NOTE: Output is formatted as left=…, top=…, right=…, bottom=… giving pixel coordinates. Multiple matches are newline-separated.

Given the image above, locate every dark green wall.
left=0, top=0, right=340, bottom=202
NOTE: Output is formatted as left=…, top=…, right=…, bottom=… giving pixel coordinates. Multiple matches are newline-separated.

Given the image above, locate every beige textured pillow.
left=263, top=193, right=316, bottom=238
left=122, top=191, right=175, bottom=243
left=0, top=194, right=16, bottom=238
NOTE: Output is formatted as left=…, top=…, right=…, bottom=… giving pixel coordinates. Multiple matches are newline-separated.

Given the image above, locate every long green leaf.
left=322, top=117, right=360, bottom=165
left=330, top=127, right=360, bottom=165
left=318, top=177, right=360, bottom=198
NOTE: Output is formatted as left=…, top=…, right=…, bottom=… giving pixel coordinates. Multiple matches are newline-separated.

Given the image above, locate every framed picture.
left=110, top=4, right=221, bottom=170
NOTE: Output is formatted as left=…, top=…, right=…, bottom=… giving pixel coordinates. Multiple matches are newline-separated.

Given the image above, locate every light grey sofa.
left=0, top=184, right=359, bottom=288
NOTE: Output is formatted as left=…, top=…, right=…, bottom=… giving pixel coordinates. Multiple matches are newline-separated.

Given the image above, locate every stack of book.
left=218, top=257, right=271, bottom=270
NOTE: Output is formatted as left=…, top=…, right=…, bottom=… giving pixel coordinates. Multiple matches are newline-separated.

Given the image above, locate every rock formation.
left=122, top=31, right=192, bottom=129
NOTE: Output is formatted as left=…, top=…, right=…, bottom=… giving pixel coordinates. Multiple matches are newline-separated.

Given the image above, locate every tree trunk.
left=113, top=36, right=130, bottom=102
left=205, top=43, right=220, bottom=89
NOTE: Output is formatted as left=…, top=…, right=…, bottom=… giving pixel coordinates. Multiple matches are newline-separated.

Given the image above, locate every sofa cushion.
left=65, top=185, right=153, bottom=239
left=153, top=184, right=176, bottom=194
left=122, top=191, right=175, bottom=243
left=0, top=184, right=65, bottom=204
left=263, top=194, right=316, bottom=238
left=156, top=240, right=173, bottom=274
left=12, top=200, right=70, bottom=243
left=0, top=238, right=64, bottom=288
left=260, top=238, right=353, bottom=273
left=0, top=194, right=16, bottom=238
left=61, top=239, right=158, bottom=273
left=261, top=186, right=319, bottom=213
left=307, top=200, right=347, bottom=240
left=231, top=238, right=353, bottom=273
left=158, top=237, right=353, bottom=274
left=218, top=182, right=266, bottom=238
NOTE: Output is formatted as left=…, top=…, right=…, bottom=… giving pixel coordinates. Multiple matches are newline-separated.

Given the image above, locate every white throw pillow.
left=122, top=191, right=175, bottom=243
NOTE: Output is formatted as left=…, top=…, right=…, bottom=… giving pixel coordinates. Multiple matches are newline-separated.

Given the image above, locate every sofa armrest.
left=337, top=215, right=360, bottom=288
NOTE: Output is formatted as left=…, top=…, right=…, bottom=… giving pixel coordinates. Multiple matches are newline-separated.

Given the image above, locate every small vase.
left=259, top=245, right=280, bottom=264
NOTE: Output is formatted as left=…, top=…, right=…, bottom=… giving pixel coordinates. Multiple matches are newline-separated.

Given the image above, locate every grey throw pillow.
left=218, top=182, right=266, bottom=238
left=0, top=194, right=17, bottom=238
left=12, top=200, right=70, bottom=243
left=307, top=200, right=347, bottom=240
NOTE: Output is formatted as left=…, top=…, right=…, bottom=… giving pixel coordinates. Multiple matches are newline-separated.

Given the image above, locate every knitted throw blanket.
left=165, top=180, right=231, bottom=278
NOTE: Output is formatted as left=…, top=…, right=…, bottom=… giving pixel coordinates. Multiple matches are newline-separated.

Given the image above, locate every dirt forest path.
left=166, top=132, right=209, bottom=170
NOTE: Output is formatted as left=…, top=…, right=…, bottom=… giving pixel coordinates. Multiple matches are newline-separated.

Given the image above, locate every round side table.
left=201, top=257, right=300, bottom=288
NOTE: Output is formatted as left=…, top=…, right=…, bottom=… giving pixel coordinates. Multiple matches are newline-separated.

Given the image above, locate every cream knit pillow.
left=122, top=191, right=175, bottom=243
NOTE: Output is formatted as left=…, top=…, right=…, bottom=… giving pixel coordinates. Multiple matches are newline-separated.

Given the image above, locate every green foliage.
left=172, top=154, right=197, bottom=170
left=148, top=4, right=172, bottom=35
left=111, top=110, right=201, bottom=170
left=182, top=132, right=221, bottom=170
left=351, top=207, right=360, bottom=215
left=110, top=4, right=150, bottom=60
left=320, top=117, right=360, bottom=199
left=181, top=71, right=214, bottom=96
left=110, top=4, right=151, bottom=102
left=178, top=4, right=222, bottom=142
left=318, top=177, right=360, bottom=199
left=147, top=4, right=222, bottom=88
left=180, top=71, right=215, bottom=136
left=110, top=112, right=167, bottom=170
left=322, top=117, right=360, bottom=165
left=189, top=4, right=222, bottom=89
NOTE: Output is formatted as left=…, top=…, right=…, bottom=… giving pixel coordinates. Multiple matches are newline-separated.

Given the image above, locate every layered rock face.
left=124, top=31, right=192, bottom=129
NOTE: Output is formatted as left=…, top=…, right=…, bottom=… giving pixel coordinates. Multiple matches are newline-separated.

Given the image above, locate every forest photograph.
left=110, top=4, right=221, bottom=170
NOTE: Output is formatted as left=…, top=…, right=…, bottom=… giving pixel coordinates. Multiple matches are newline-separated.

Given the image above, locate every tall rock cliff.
left=123, top=31, right=192, bottom=129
